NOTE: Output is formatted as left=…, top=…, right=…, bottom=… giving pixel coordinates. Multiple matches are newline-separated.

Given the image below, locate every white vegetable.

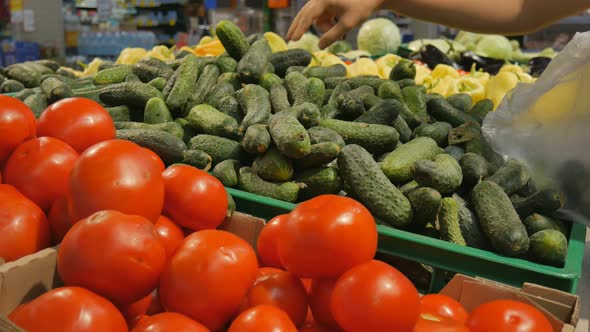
left=357, top=18, right=401, bottom=56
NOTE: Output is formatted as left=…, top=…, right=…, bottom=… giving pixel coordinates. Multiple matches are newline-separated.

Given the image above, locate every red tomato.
left=37, top=97, right=115, bottom=153
left=257, top=214, right=287, bottom=269
left=420, top=294, right=468, bottom=324
left=3, top=137, right=78, bottom=212
left=0, top=95, right=36, bottom=164
left=301, top=278, right=312, bottom=293
left=57, top=210, right=167, bottom=305
left=131, top=312, right=211, bottom=332
left=257, top=267, right=284, bottom=278
left=119, top=290, right=163, bottom=328
left=241, top=270, right=309, bottom=327
left=309, top=279, right=341, bottom=331
left=466, top=300, right=553, bottom=332
left=0, top=169, right=2, bottom=183
left=154, top=215, right=185, bottom=259
left=142, top=148, right=165, bottom=172
left=331, top=260, right=420, bottom=332
left=299, top=325, right=333, bottom=332
left=414, top=314, right=470, bottom=332
left=0, top=186, right=50, bottom=262
left=278, top=195, right=377, bottom=279
left=68, top=139, right=164, bottom=223
left=162, top=165, right=228, bottom=231
left=228, top=305, right=298, bottom=332
left=8, top=286, right=127, bottom=332
left=159, top=230, right=258, bottom=331
left=48, top=195, right=75, bottom=244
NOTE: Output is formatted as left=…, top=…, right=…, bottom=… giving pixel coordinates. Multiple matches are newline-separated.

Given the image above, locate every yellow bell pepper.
left=309, top=51, right=329, bottom=67
left=194, top=39, right=226, bottom=57
left=485, top=71, right=520, bottom=110
left=429, top=76, right=460, bottom=97
left=264, top=32, right=288, bottom=53
left=116, top=47, right=148, bottom=65
left=468, top=70, right=490, bottom=87
left=431, top=64, right=460, bottom=81
left=146, top=45, right=175, bottom=61
left=415, top=64, right=432, bottom=85
left=458, top=77, right=485, bottom=103
left=198, top=36, right=214, bottom=46
left=499, top=64, right=524, bottom=75
left=320, top=53, right=346, bottom=67
left=375, top=54, right=402, bottom=79
left=179, top=46, right=198, bottom=56
left=347, top=58, right=380, bottom=78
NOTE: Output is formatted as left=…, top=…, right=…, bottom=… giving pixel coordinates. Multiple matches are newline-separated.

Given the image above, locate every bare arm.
left=287, top=0, right=590, bottom=49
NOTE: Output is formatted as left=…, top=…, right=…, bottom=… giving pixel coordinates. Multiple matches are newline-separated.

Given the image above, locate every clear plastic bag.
left=483, top=31, right=590, bottom=222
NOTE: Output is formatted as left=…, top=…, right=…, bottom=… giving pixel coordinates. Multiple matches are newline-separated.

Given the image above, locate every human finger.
left=288, top=1, right=326, bottom=41
left=318, top=18, right=353, bottom=49
left=315, top=14, right=336, bottom=34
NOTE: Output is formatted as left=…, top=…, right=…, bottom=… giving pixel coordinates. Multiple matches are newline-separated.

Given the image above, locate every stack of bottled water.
left=77, top=31, right=157, bottom=57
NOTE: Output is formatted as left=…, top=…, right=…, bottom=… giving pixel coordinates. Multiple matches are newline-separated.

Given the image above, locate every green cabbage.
left=287, top=33, right=320, bottom=52
left=474, top=35, right=513, bottom=59
left=326, top=40, right=352, bottom=54
left=357, top=18, right=401, bottom=56
left=407, top=39, right=467, bottom=53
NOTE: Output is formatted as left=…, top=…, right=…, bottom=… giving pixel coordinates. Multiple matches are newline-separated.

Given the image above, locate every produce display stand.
left=227, top=187, right=587, bottom=294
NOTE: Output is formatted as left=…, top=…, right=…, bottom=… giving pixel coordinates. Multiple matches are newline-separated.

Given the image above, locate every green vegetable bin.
left=226, top=187, right=587, bottom=294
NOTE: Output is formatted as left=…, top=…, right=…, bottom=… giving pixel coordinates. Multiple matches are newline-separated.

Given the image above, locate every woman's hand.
left=287, top=0, right=384, bottom=49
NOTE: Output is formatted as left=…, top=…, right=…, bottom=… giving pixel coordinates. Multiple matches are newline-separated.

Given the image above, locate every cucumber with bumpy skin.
left=237, top=38, right=272, bottom=84
left=242, top=124, right=271, bottom=155
left=100, top=82, right=163, bottom=109
left=293, top=142, right=340, bottom=169
left=270, top=49, right=312, bottom=77
left=427, top=97, right=477, bottom=127
left=303, top=64, right=347, bottom=80
left=166, top=55, right=199, bottom=111
left=402, top=86, right=429, bottom=123
left=523, top=213, right=567, bottom=237
left=23, top=93, right=48, bottom=118
left=212, top=159, right=242, bottom=187
left=148, top=77, right=167, bottom=91
left=144, top=97, right=173, bottom=124
left=181, top=150, right=213, bottom=171
left=106, top=106, right=131, bottom=122
left=184, top=64, right=220, bottom=114
left=453, top=194, right=490, bottom=249
left=529, top=230, right=567, bottom=267
left=115, top=121, right=184, bottom=140
left=354, top=99, right=401, bottom=125
left=445, top=145, right=465, bottom=161
left=307, top=126, right=346, bottom=148
left=338, top=144, right=413, bottom=228
left=269, top=111, right=311, bottom=159
left=217, top=95, right=242, bottom=123
left=319, top=119, right=399, bottom=154
left=238, top=167, right=300, bottom=202
left=412, top=154, right=463, bottom=194
left=511, top=189, right=565, bottom=218
left=439, top=197, right=467, bottom=246
left=187, top=104, right=240, bottom=139
left=487, top=159, right=530, bottom=195
left=216, top=55, right=238, bottom=73
left=294, top=167, right=342, bottom=201
left=133, top=57, right=174, bottom=82
left=290, top=102, right=321, bottom=128
left=392, top=116, right=412, bottom=143
left=447, top=93, right=472, bottom=113
left=408, top=187, right=442, bottom=231
left=270, top=83, right=291, bottom=114
left=459, top=153, right=489, bottom=188
left=337, top=95, right=365, bottom=120
left=471, top=181, right=529, bottom=256
left=285, top=71, right=307, bottom=104
left=252, top=148, right=294, bottom=182
left=390, top=60, right=416, bottom=81
left=413, top=122, right=452, bottom=147
left=381, top=137, right=444, bottom=183
left=217, top=72, right=242, bottom=91
left=94, top=65, right=133, bottom=85
left=259, top=73, right=282, bottom=92
left=0, top=79, right=25, bottom=93
left=469, top=98, right=493, bottom=123
left=215, top=20, right=250, bottom=61
left=188, top=134, right=244, bottom=165
left=238, top=84, right=272, bottom=132
left=378, top=80, right=403, bottom=101
left=116, top=129, right=187, bottom=165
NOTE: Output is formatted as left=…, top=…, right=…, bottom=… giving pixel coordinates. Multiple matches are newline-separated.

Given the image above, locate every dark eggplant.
left=529, top=57, right=552, bottom=77
left=459, top=51, right=506, bottom=75
left=419, top=45, right=459, bottom=70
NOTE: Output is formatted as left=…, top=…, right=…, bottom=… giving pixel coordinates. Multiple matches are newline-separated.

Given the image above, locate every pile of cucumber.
left=3, top=20, right=570, bottom=267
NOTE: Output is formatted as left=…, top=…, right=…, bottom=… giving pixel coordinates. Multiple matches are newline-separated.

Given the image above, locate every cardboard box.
left=440, top=274, right=580, bottom=332
left=0, top=212, right=265, bottom=330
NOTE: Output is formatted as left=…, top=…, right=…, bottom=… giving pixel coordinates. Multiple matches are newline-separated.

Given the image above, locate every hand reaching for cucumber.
left=287, top=0, right=590, bottom=49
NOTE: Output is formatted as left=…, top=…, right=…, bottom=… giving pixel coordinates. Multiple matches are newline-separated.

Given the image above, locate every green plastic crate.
left=227, top=187, right=587, bottom=294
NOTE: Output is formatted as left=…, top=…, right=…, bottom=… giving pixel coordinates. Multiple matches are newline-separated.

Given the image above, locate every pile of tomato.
left=0, top=95, right=556, bottom=332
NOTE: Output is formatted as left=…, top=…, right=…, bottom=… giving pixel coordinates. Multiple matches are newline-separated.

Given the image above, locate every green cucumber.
left=336, top=94, right=365, bottom=120
left=439, top=197, right=467, bottom=246
left=445, top=145, right=465, bottom=161
left=106, top=106, right=131, bottom=122
left=116, top=129, right=186, bottom=165
left=397, top=78, right=416, bottom=89
left=114, top=121, right=184, bottom=140
left=217, top=72, right=242, bottom=91
left=448, top=123, right=481, bottom=145
left=347, top=76, right=385, bottom=92
left=523, top=213, right=567, bottom=237
left=293, top=142, right=341, bottom=169
left=400, top=180, right=421, bottom=196
left=184, top=64, right=220, bottom=114
left=100, top=82, right=163, bottom=109
left=13, top=88, right=35, bottom=101
left=259, top=73, right=283, bottom=92
left=23, top=93, right=48, bottom=118
left=465, top=135, right=504, bottom=173
left=354, top=99, right=401, bottom=125
left=181, top=149, right=213, bottom=171
left=285, top=71, right=307, bottom=104
left=296, top=77, right=325, bottom=107
left=0, top=79, right=25, bottom=93
left=319, top=119, right=399, bottom=154
left=303, top=64, right=347, bottom=80
left=487, top=159, right=530, bottom=195
left=291, top=102, right=321, bottom=128
left=328, top=82, right=351, bottom=109
left=252, top=148, right=294, bottom=182
left=294, top=167, right=342, bottom=201
left=270, top=83, right=291, bottom=114
left=166, top=55, right=199, bottom=111
left=242, top=124, right=271, bottom=155
left=453, top=194, right=490, bottom=249
left=511, top=189, right=565, bottom=218
left=402, top=86, right=429, bottom=123
left=174, top=118, right=197, bottom=143
left=205, top=82, right=235, bottom=110
left=94, top=65, right=133, bottom=85
left=412, top=154, right=463, bottom=194
left=392, top=116, right=412, bottom=143
left=378, top=80, right=403, bottom=101
left=270, top=49, right=312, bottom=77
left=269, top=111, right=311, bottom=159
left=238, top=167, right=300, bottom=202
left=188, top=134, right=244, bottom=165
left=237, top=84, right=272, bottom=132
left=459, top=153, right=489, bottom=188
left=413, top=122, right=452, bottom=147
left=381, top=137, right=444, bottom=183
left=285, top=66, right=306, bottom=75
left=133, top=57, right=174, bottom=82
left=427, top=98, right=477, bottom=127
left=40, top=77, right=73, bottom=103
left=447, top=93, right=472, bottom=113
left=408, top=187, right=442, bottom=231
left=307, top=126, right=346, bottom=148
left=469, top=98, right=493, bottom=123
left=7, top=63, right=42, bottom=87
left=218, top=95, right=242, bottom=123
left=187, top=104, right=239, bottom=139
left=237, top=38, right=272, bottom=84
left=338, top=144, right=413, bottom=228
left=529, top=230, right=567, bottom=267
left=471, top=181, right=529, bottom=256
left=148, top=77, right=167, bottom=91
left=215, top=20, right=250, bottom=61
left=390, top=60, right=416, bottom=81
left=144, top=97, right=173, bottom=124
left=212, top=159, right=242, bottom=187
left=216, top=55, right=238, bottom=73
left=323, top=77, right=347, bottom=89
left=35, top=60, right=60, bottom=71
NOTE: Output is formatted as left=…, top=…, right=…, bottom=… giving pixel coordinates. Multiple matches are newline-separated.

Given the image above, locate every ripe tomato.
left=228, top=305, right=298, bottom=332
left=257, top=267, right=284, bottom=278
left=299, top=325, right=333, bottom=332
left=48, top=195, right=75, bottom=244
left=154, top=215, right=185, bottom=259
left=257, top=214, right=287, bottom=269
left=131, top=312, right=211, bottom=332
left=37, top=97, right=115, bottom=153
left=3, top=137, right=78, bottom=212
left=309, top=279, right=341, bottom=331
left=278, top=195, right=377, bottom=279
left=0, top=186, right=50, bottom=262
left=162, top=165, right=227, bottom=231
left=466, top=300, right=553, bottom=332
left=331, top=260, right=420, bottom=332
left=241, top=270, right=309, bottom=327
left=414, top=314, right=470, bottom=332
left=119, top=291, right=163, bottom=328
left=159, top=230, right=258, bottom=331
left=420, top=294, right=468, bottom=324
left=68, top=139, right=164, bottom=223
left=57, top=210, right=167, bottom=305
left=0, top=169, right=2, bottom=183
left=8, top=286, right=127, bottom=332
left=142, top=148, right=165, bottom=172
left=0, top=95, right=36, bottom=164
